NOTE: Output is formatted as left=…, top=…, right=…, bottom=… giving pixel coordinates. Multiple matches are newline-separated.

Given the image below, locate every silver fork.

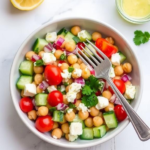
left=76, top=39, right=150, bottom=141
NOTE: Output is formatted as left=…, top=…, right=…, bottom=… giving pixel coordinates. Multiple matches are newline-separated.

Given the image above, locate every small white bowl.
left=10, top=17, right=143, bottom=148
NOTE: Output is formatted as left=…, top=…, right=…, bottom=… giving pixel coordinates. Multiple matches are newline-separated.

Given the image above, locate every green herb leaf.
left=63, top=82, right=69, bottom=86
left=68, top=103, right=76, bottom=108
left=60, top=53, right=66, bottom=60
left=133, top=30, right=150, bottom=46
left=57, top=86, right=61, bottom=91
left=99, top=81, right=105, bottom=92
left=49, top=107, right=56, bottom=112
left=68, top=67, right=74, bottom=73
left=82, top=85, right=93, bottom=95
left=81, top=93, right=98, bottom=107
left=34, top=59, right=44, bottom=66
left=73, top=36, right=80, bottom=43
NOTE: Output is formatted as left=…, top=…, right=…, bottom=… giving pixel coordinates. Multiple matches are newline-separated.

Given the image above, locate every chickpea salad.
left=16, top=26, right=136, bottom=142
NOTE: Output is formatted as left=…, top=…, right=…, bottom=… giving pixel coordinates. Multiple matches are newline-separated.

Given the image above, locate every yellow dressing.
left=122, top=0, right=150, bottom=18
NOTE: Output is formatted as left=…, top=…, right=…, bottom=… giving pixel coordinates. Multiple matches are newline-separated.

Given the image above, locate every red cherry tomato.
left=114, top=105, right=127, bottom=121
left=47, top=90, right=63, bottom=107
left=77, top=42, right=85, bottom=50
left=95, top=90, right=101, bottom=96
left=19, top=97, right=33, bottom=113
left=44, top=65, right=62, bottom=85
left=113, top=79, right=126, bottom=94
left=95, top=38, right=118, bottom=58
left=35, top=115, right=54, bottom=132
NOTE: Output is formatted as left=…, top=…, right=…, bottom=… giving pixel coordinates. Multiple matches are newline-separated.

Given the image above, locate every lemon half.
left=10, top=0, right=44, bottom=11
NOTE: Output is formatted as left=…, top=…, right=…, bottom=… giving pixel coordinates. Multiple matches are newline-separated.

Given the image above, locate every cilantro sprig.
left=133, top=30, right=150, bottom=46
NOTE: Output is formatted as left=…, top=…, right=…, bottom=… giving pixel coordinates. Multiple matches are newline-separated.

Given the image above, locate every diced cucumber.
left=57, top=28, right=68, bottom=36
left=16, top=75, right=33, bottom=90
left=93, top=125, right=107, bottom=138
left=53, top=110, right=64, bottom=122
left=80, top=128, right=94, bottom=140
left=32, top=38, right=48, bottom=53
left=103, top=111, right=118, bottom=128
left=19, top=60, right=34, bottom=75
left=73, top=115, right=85, bottom=129
left=35, top=94, right=48, bottom=106
left=78, top=30, right=92, bottom=42
left=118, top=51, right=126, bottom=63
left=65, top=32, right=75, bottom=42
left=84, top=43, right=96, bottom=57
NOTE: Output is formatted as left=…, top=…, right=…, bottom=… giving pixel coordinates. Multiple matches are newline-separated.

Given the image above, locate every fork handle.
left=107, top=77, right=150, bottom=141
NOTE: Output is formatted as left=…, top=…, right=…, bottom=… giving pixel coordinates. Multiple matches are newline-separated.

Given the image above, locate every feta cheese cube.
left=67, top=108, right=73, bottom=113
left=96, top=96, right=109, bottom=110
left=69, top=83, right=82, bottom=93
left=73, top=69, right=82, bottom=78
left=70, top=122, right=83, bottom=135
left=111, top=53, right=121, bottom=66
left=45, top=32, right=57, bottom=42
left=24, top=84, right=36, bottom=97
left=47, top=85, right=57, bottom=93
left=77, top=103, right=88, bottom=113
left=109, top=67, right=115, bottom=78
left=124, top=85, right=136, bottom=99
left=61, top=69, right=72, bottom=79
left=68, top=134, right=78, bottom=142
left=66, top=91, right=76, bottom=103
left=60, top=85, right=65, bottom=92
left=42, top=53, right=56, bottom=65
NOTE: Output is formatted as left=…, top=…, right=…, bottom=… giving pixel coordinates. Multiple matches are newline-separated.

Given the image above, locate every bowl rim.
left=10, top=17, right=143, bottom=148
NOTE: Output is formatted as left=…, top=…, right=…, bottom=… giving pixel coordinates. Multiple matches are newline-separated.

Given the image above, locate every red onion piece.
left=31, top=54, right=41, bottom=62
left=56, top=37, right=65, bottom=47
left=87, top=65, right=95, bottom=75
left=110, top=94, right=121, bottom=105
left=44, top=43, right=54, bottom=52
left=121, top=74, right=132, bottom=82
left=39, top=81, right=49, bottom=90
left=56, top=103, right=68, bottom=111
left=73, top=99, right=77, bottom=104
left=74, top=77, right=85, bottom=86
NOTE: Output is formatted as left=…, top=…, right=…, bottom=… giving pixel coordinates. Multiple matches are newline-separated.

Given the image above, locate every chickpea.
left=65, top=134, right=69, bottom=141
left=28, top=110, right=37, bottom=120
left=104, top=103, right=114, bottom=112
left=38, top=51, right=45, bottom=58
left=65, top=85, right=70, bottom=93
left=63, top=95, right=69, bottom=105
left=93, top=116, right=103, bottom=127
left=98, top=111, right=103, bottom=117
left=105, top=37, right=115, bottom=45
left=34, top=74, right=43, bottom=85
left=89, top=107, right=99, bottom=117
left=78, top=110, right=89, bottom=120
left=85, top=117, right=93, bottom=128
left=54, top=50, right=64, bottom=59
left=67, top=54, right=78, bottom=65
left=21, top=90, right=26, bottom=97
left=36, top=86, right=43, bottom=93
left=51, top=128, right=63, bottom=139
left=102, top=90, right=112, bottom=100
left=33, top=66, right=44, bottom=74
left=65, top=111, right=75, bottom=122
left=125, top=81, right=132, bottom=86
left=65, top=41, right=76, bottom=52
left=77, top=58, right=83, bottom=64
left=80, top=63, right=87, bottom=70
left=123, top=63, right=132, bottom=73
left=75, top=100, right=81, bottom=107
left=66, top=78, right=73, bottom=85
left=113, top=76, right=121, bottom=80
left=25, top=51, right=36, bottom=60
left=76, top=92, right=82, bottom=100
left=82, top=68, right=91, bottom=79
left=61, top=123, right=69, bottom=134
left=52, top=122, right=59, bottom=129
left=92, top=32, right=102, bottom=41
left=71, top=26, right=81, bottom=36
left=73, top=108, right=77, bottom=114
left=37, top=106, right=48, bottom=116
left=72, top=70, right=81, bottom=79
left=60, top=63, right=69, bottom=71
left=114, top=65, right=124, bottom=76
left=72, top=63, right=80, bottom=69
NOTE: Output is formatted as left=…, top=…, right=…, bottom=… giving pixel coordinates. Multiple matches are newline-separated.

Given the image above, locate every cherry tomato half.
left=114, top=105, right=127, bottom=121
left=19, top=97, right=33, bottom=113
left=47, top=90, right=63, bottom=107
left=113, top=79, right=126, bottom=94
left=95, top=90, right=101, bottom=96
left=77, top=42, right=85, bottom=50
left=35, top=115, right=54, bottom=132
left=44, top=65, right=62, bottom=85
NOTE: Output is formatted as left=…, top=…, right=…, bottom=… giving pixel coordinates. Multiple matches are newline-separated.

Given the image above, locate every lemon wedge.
left=10, top=0, right=44, bottom=11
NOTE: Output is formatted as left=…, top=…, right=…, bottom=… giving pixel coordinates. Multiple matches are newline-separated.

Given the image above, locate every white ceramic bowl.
left=10, top=17, right=143, bottom=148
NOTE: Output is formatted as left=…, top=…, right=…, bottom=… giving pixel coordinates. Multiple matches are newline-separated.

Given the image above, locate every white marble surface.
left=0, top=0, right=150, bottom=149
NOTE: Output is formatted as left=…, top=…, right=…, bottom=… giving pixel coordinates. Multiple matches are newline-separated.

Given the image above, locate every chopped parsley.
left=60, top=53, right=66, bottom=60
left=34, top=59, right=44, bottom=66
